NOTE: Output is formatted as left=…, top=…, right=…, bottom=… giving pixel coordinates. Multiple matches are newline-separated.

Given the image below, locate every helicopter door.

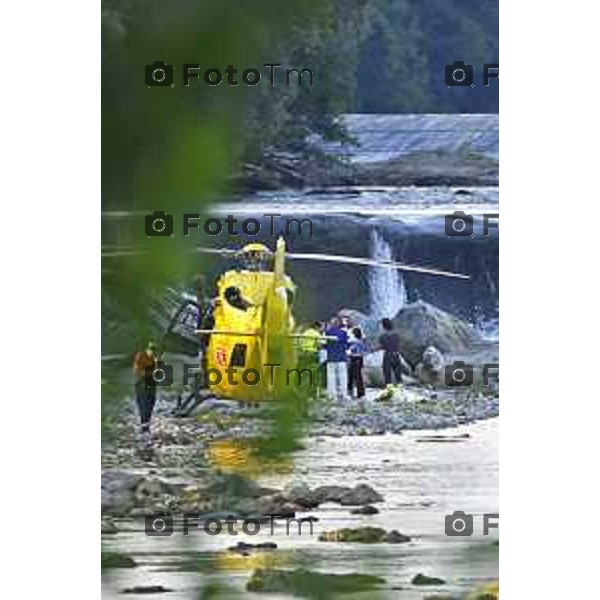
left=229, top=343, right=247, bottom=367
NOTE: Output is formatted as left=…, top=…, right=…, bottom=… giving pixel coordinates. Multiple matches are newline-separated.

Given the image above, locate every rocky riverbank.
left=235, top=150, right=499, bottom=191
left=310, top=384, right=499, bottom=436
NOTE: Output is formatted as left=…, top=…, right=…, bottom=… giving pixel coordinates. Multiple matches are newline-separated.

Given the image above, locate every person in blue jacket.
left=325, top=317, right=349, bottom=400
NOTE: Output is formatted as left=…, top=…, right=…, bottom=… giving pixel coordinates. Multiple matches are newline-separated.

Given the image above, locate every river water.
left=102, top=418, right=498, bottom=599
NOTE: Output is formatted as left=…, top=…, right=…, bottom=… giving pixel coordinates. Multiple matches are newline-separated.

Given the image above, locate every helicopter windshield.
left=241, top=250, right=271, bottom=272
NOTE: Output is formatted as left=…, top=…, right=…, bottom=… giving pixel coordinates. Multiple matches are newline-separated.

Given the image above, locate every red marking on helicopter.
left=216, top=347, right=228, bottom=367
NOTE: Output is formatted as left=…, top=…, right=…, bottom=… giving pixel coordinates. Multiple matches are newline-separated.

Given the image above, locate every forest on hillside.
left=241, top=0, right=499, bottom=157
left=102, top=0, right=498, bottom=166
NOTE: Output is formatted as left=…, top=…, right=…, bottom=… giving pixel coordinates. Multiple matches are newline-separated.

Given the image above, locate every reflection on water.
left=216, top=549, right=289, bottom=572
left=208, top=438, right=294, bottom=477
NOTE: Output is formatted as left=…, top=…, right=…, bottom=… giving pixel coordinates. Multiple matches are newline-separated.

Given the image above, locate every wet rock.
left=101, top=518, right=119, bottom=534
left=122, top=585, right=173, bottom=594
left=310, top=485, right=353, bottom=504
left=101, top=471, right=143, bottom=515
left=101, top=551, right=136, bottom=570
left=386, top=529, right=412, bottom=543
left=319, top=526, right=410, bottom=544
left=412, top=573, right=447, bottom=586
left=208, top=472, right=264, bottom=498
left=256, top=494, right=297, bottom=518
left=246, top=568, right=386, bottom=595
left=257, top=485, right=280, bottom=497
left=393, top=301, right=483, bottom=367
left=415, top=345, right=445, bottom=385
left=339, top=484, right=384, bottom=506
left=350, top=504, right=379, bottom=515
left=129, top=506, right=165, bottom=517
left=133, top=477, right=169, bottom=506
left=228, top=541, right=278, bottom=554
left=282, top=481, right=318, bottom=508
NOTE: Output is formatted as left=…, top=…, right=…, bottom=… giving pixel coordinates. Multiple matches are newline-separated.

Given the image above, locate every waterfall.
left=368, top=229, right=407, bottom=319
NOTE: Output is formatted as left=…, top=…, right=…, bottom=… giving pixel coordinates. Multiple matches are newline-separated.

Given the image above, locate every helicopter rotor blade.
left=285, top=252, right=469, bottom=280
left=196, top=247, right=240, bottom=256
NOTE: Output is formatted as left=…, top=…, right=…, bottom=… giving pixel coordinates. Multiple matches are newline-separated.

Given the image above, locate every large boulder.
left=393, top=301, right=483, bottom=366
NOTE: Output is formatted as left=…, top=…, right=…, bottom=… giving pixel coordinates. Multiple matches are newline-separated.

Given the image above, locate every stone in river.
left=339, top=484, right=384, bottom=506
left=350, top=505, right=380, bottom=515
left=412, top=573, right=447, bottom=586
left=122, top=585, right=173, bottom=594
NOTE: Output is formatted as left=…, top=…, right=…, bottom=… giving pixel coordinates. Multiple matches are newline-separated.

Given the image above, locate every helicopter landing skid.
left=172, top=388, right=215, bottom=417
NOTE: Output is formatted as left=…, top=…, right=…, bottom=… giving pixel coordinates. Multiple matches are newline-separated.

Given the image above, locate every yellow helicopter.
left=195, top=237, right=468, bottom=402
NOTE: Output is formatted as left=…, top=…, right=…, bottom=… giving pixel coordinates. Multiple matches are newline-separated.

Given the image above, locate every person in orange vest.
left=133, top=341, right=158, bottom=439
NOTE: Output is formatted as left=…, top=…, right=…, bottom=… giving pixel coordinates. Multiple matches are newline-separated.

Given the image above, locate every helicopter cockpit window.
left=224, top=286, right=252, bottom=311
left=286, top=288, right=294, bottom=307
left=243, top=250, right=268, bottom=272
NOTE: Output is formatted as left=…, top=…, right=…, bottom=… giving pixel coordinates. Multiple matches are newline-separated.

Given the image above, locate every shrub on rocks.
left=319, top=526, right=410, bottom=544
left=246, top=568, right=386, bottom=595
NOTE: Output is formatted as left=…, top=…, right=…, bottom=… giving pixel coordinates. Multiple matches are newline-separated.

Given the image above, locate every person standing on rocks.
left=347, top=327, right=367, bottom=398
left=325, top=317, right=349, bottom=400
left=133, top=341, right=159, bottom=441
left=379, top=318, right=410, bottom=385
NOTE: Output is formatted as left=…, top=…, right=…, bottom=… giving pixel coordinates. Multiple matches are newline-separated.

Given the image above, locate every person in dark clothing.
left=379, top=318, right=410, bottom=385
left=348, top=327, right=367, bottom=398
left=196, top=298, right=219, bottom=390
left=133, top=342, right=158, bottom=437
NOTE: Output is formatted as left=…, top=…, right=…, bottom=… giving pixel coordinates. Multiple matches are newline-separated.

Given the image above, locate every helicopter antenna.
left=285, top=252, right=469, bottom=280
